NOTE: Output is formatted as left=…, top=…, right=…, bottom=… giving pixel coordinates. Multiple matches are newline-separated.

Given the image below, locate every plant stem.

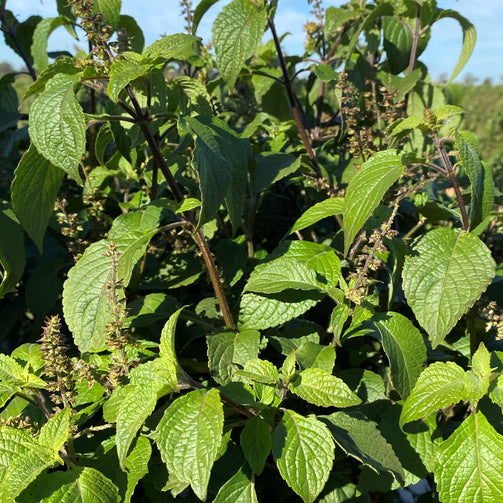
left=267, top=16, right=322, bottom=177
left=124, top=85, right=236, bottom=330
left=434, top=136, right=469, bottom=231
left=407, top=4, right=421, bottom=74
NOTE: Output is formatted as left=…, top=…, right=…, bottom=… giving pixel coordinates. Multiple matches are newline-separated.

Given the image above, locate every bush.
left=0, top=0, right=502, bottom=501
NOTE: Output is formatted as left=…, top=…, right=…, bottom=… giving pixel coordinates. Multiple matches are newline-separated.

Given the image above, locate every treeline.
left=446, top=78, right=503, bottom=189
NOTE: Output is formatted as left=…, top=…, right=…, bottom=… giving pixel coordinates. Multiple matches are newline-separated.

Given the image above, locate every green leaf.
left=212, top=0, right=268, bottom=88
left=0, top=207, right=25, bottom=299
left=176, top=197, right=201, bottom=213
left=143, top=33, right=201, bottom=59
left=372, top=312, right=427, bottom=399
left=18, top=466, right=120, bottom=502
left=0, top=427, right=58, bottom=502
left=455, top=130, right=495, bottom=230
left=38, top=407, right=70, bottom=456
left=182, top=115, right=250, bottom=231
left=193, top=0, right=222, bottom=35
left=252, top=152, right=301, bottom=193
left=382, top=16, right=429, bottom=75
left=156, top=388, right=223, bottom=500
left=207, top=330, right=260, bottom=385
left=29, top=73, right=85, bottom=183
left=273, top=409, right=334, bottom=503
left=93, top=0, right=121, bottom=31
left=289, top=368, right=361, bottom=408
left=11, top=144, right=64, bottom=252
left=124, top=436, right=151, bottom=503
left=239, top=290, right=324, bottom=331
left=213, top=466, right=258, bottom=503
left=31, top=16, right=74, bottom=72
left=240, top=416, right=272, bottom=475
left=108, top=56, right=155, bottom=102
left=436, top=412, right=503, bottom=502
left=117, top=14, right=145, bottom=53
left=116, top=362, right=176, bottom=468
left=0, top=353, right=28, bottom=385
left=63, top=205, right=164, bottom=352
left=434, top=9, right=476, bottom=83
left=325, top=7, right=361, bottom=36
left=159, top=306, right=184, bottom=364
left=402, top=228, right=495, bottom=348
left=290, top=198, right=344, bottom=234
left=330, top=303, right=350, bottom=346
left=343, top=150, right=403, bottom=256
left=400, top=361, right=467, bottom=426
left=323, top=411, right=405, bottom=485
left=239, top=358, right=279, bottom=386
left=244, top=258, right=322, bottom=295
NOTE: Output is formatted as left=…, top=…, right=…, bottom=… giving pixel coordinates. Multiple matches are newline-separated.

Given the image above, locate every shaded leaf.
left=11, top=144, right=64, bottom=252
left=372, top=312, right=427, bottom=399
left=323, top=411, right=405, bottom=485
left=240, top=416, right=272, bottom=475
left=0, top=207, right=25, bottom=299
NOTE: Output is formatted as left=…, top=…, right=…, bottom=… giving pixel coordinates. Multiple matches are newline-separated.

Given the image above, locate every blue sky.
left=1, top=0, right=502, bottom=82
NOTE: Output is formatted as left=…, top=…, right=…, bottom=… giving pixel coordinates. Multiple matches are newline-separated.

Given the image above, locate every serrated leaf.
left=93, top=0, right=121, bottom=30
left=31, top=16, right=73, bottom=72
left=213, top=0, right=267, bottom=88
left=240, top=358, right=279, bottom=385
left=402, top=228, right=495, bottom=348
left=323, top=411, right=405, bottom=485
left=0, top=206, right=25, bottom=299
left=273, top=409, right=334, bottom=503
left=17, top=466, right=120, bottom=502
left=325, top=7, right=361, bottom=36
left=436, top=412, right=503, bottom=502
left=0, top=353, right=28, bottom=385
left=296, top=343, right=335, bottom=373
left=63, top=205, right=164, bottom=352
left=0, top=426, right=58, bottom=502
left=207, top=330, right=260, bottom=385
left=38, top=407, right=70, bottom=456
left=290, top=198, right=344, bottom=234
left=193, top=0, right=222, bottom=35
left=11, top=144, right=64, bottom=252
left=373, top=312, right=427, bottom=399
left=289, top=367, right=361, bottom=408
left=240, top=416, right=272, bottom=475
left=400, top=361, right=467, bottom=426
left=116, top=362, right=176, bottom=468
left=343, top=150, right=403, bottom=256
left=108, top=56, right=155, bottom=102
left=238, top=290, right=324, bottom=331
left=213, top=466, right=258, bottom=503
left=244, top=258, right=322, bottom=295
left=159, top=306, right=184, bottom=363
left=330, top=303, right=350, bottom=346
left=29, top=73, right=84, bottom=183
left=455, top=130, right=495, bottom=230
left=124, top=436, right=151, bottom=503
left=434, top=9, right=476, bottom=83
left=182, top=115, right=249, bottom=231
left=143, top=33, right=201, bottom=59
left=156, top=388, right=223, bottom=501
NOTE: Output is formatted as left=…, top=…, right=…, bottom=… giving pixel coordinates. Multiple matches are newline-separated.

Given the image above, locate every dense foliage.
left=1, top=0, right=502, bottom=501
